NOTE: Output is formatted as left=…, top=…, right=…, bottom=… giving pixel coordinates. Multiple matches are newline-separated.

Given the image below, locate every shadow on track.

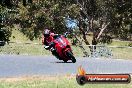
left=56, top=61, right=73, bottom=63
left=50, top=61, right=73, bottom=63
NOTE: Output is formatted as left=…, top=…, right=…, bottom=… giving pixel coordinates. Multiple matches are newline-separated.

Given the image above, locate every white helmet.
left=43, top=29, right=51, bottom=37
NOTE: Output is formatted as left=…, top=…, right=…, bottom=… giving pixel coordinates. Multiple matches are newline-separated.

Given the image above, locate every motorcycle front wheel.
left=66, top=51, right=76, bottom=63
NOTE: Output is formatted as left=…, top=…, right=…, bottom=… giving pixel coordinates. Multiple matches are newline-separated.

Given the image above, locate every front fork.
left=50, top=48, right=61, bottom=60
left=64, top=48, right=72, bottom=57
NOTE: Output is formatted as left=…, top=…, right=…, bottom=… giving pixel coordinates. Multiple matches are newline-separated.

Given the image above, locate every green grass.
left=108, top=40, right=132, bottom=46
left=0, top=76, right=131, bottom=88
left=108, top=40, right=132, bottom=59
left=109, top=47, right=132, bottom=59
left=0, top=27, right=132, bottom=59
left=0, top=43, right=51, bottom=55
left=0, top=44, right=84, bottom=57
left=0, top=40, right=132, bottom=59
left=9, top=25, right=42, bottom=44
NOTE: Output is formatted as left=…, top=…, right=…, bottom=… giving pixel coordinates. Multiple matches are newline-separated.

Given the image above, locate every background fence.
left=76, top=45, right=132, bottom=59
left=0, top=42, right=132, bottom=59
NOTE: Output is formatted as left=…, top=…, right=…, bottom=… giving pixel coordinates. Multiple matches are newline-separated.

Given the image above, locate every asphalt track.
left=0, top=54, right=132, bottom=77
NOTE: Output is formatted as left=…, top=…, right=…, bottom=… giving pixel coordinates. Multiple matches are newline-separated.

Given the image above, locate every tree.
left=1, top=0, right=131, bottom=45
left=0, top=5, right=12, bottom=43
left=23, top=0, right=32, bottom=6
left=23, top=0, right=26, bottom=6
left=1, top=0, right=13, bottom=8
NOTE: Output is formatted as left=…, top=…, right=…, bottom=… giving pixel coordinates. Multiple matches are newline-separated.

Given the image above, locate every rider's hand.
left=44, top=46, right=49, bottom=50
left=64, top=32, right=69, bottom=38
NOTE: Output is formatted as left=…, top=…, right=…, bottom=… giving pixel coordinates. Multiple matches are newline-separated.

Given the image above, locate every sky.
left=65, top=18, right=77, bottom=29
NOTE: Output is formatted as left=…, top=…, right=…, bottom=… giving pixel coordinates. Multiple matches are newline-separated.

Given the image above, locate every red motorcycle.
left=50, top=35, right=76, bottom=63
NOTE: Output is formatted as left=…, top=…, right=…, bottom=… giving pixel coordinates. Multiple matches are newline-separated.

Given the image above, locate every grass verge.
left=0, top=75, right=131, bottom=88
left=0, top=28, right=132, bottom=59
left=0, top=43, right=132, bottom=59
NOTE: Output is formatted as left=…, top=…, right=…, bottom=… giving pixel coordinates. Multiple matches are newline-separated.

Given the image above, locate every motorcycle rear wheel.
left=66, top=51, right=76, bottom=63
left=63, top=59, right=68, bottom=63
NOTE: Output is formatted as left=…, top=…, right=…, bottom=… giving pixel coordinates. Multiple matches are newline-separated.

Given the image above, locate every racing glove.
left=44, top=46, right=50, bottom=50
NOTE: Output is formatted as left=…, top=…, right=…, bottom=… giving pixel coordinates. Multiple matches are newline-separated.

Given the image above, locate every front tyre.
left=66, top=51, right=76, bottom=63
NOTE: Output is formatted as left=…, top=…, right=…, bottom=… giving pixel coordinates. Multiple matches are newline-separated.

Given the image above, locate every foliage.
left=128, top=42, right=132, bottom=47
left=0, top=5, right=12, bottom=42
left=0, top=0, right=132, bottom=42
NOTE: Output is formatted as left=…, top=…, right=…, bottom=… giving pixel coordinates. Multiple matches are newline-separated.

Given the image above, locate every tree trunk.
left=79, top=25, right=90, bottom=45
left=23, top=0, right=26, bottom=6
left=96, top=22, right=110, bottom=40
left=78, top=22, right=93, bottom=55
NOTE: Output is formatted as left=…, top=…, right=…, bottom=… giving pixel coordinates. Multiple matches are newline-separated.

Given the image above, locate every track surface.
left=0, top=55, right=132, bottom=77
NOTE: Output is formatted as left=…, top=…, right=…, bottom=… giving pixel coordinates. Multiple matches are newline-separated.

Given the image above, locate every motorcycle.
left=48, top=35, right=76, bottom=63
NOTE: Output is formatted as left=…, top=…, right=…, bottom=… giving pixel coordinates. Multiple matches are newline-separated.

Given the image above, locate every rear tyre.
left=63, top=59, right=68, bottom=63
left=66, top=51, right=76, bottom=63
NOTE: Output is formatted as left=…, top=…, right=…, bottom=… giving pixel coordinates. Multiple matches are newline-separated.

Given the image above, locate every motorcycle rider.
left=42, top=28, right=61, bottom=60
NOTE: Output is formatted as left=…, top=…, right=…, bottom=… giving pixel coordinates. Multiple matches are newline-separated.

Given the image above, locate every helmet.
left=43, top=29, right=50, bottom=37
